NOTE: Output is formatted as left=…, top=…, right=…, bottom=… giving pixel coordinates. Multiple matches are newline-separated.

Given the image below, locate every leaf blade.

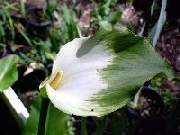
left=0, top=55, right=18, bottom=92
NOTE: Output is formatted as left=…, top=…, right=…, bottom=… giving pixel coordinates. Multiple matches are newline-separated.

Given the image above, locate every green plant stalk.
left=81, top=117, right=88, bottom=135
left=93, top=118, right=108, bottom=135
left=20, top=0, right=26, bottom=17
left=37, top=97, right=50, bottom=135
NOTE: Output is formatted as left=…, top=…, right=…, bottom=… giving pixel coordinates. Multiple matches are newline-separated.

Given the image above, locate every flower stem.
left=81, top=117, right=88, bottom=135
left=37, top=97, right=49, bottom=135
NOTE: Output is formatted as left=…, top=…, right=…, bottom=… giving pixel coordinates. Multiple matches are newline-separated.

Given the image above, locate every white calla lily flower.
left=45, top=26, right=173, bottom=117
left=46, top=37, right=113, bottom=116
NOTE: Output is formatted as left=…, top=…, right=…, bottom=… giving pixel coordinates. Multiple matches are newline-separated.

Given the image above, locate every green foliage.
left=91, top=0, right=121, bottom=28
left=0, top=1, right=16, bottom=44
left=45, top=103, right=74, bottom=135
left=49, top=27, right=62, bottom=53
left=62, top=5, right=80, bottom=40
left=20, top=0, right=25, bottom=17
left=22, top=96, right=74, bottom=135
left=21, top=96, right=41, bottom=135
left=151, top=72, right=168, bottom=89
left=46, top=0, right=59, bottom=19
left=48, top=3, right=81, bottom=53
left=162, top=91, right=176, bottom=113
left=0, top=55, right=18, bottom=92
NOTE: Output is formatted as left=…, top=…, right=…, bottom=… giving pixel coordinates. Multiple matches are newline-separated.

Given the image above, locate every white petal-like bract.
left=46, top=37, right=113, bottom=116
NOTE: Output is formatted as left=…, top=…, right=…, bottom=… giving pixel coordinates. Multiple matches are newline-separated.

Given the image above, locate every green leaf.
left=22, top=96, right=74, bottom=135
left=0, top=55, right=18, bottom=92
left=108, top=11, right=122, bottom=25
left=21, top=96, right=41, bottom=135
left=0, top=21, right=5, bottom=38
left=99, top=20, right=112, bottom=31
left=62, top=5, right=74, bottom=25
left=45, top=103, right=74, bottom=135
left=62, top=5, right=79, bottom=40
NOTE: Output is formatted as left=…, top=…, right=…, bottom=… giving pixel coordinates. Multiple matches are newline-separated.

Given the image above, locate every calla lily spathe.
left=46, top=37, right=113, bottom=116
left=45, top=26, right=173, bottom=117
